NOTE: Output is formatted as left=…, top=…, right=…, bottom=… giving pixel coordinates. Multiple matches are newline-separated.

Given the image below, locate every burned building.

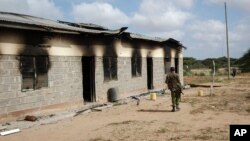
left=0, top=12, right=185, bottom=122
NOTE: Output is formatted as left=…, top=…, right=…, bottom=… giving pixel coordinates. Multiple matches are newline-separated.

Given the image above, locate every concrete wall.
left=0, top=55, right=83, bottom=122
left=153, top=57, right=165, bottom=90
left=0, top=53, right=182, bottom=122
left=95, top=57, right=146, bottom=102
left=95, top=57, right=165, bottom=102
left=0, top=54, right=168, bottom=118
left=0, top=28, right=184, bottom=122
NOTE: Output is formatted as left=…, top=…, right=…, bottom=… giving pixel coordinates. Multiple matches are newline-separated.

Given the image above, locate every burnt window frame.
left=131, top=57, right=142, bottom=77
left=20, top=55, right=49, bottom=91
left=103, top=57, right=118, bottom=82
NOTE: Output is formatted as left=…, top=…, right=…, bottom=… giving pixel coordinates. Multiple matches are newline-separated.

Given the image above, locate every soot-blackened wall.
left=94, top=40, right=167, bottom=102
left=0, top=55, right=83, bottom=122
left=95, top=56, right=148, bottom=102
left=0, top=27, right=183, bottom=121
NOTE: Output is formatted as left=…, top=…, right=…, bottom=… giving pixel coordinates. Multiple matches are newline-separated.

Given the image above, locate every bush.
left=184, top=71, right=193, bottom=76
left=199, top=72, right=206, bottom=76
left=236, top=49, right=250, bottom=72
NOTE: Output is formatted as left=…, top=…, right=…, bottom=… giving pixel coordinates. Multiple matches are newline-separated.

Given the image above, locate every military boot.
left=171, top=106, right=176, bottom=112
left=176, top=105, right=180, bottom=111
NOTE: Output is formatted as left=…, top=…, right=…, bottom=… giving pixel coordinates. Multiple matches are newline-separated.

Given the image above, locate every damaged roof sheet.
left=0, top=12, right=124, bottom=34
left=58, top=20, right=109, bottom=30
left=127, top=32, right=185, bottom=48
left=129, top=33, right=166, bottom=42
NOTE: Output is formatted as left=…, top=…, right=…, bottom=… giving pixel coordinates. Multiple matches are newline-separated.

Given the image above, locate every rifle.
left=177, top=83, right=184, bottom=102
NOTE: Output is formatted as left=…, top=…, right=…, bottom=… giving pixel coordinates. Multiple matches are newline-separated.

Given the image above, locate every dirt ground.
left=1, top=73, right=250, bottom=141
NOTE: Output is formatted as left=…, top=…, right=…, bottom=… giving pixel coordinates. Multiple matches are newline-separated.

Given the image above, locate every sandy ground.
left=1, top=74, right=250, bottom=141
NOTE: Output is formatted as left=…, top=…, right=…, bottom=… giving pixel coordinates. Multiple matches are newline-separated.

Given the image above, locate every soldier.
left=165, top=67, right=182, bottom=112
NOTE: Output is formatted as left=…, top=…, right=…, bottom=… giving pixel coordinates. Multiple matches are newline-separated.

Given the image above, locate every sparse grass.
left=193, top=127, right=228, bottom=141
left=239, top=80, right=250, bottom=84
left=169, top=136, right=181, bottom=140
left=184, top=76, right=212, bottom=84
left=156, top=128, right=168, bottom=133
left=193, top=135, right=212, bottom=140
left=184, top=74, right=244, bottom=84
left=165, top=121, right=178, bottom=126
left=200, top=127, right=213, bottom=133
left=246, top=109, right=250, bottom=113
left=190, top=108, right=204, bottom=115
left=108, top=120, right=137, bottom=126
left=89, top=137, right=111, bottom=141
left=224, top=100, right=229, bottom=106
left=189, top=100, right=198, bottom=107
left=193, top=128, right=213, bottom=140
left=182, top=98, right=200, bottom=107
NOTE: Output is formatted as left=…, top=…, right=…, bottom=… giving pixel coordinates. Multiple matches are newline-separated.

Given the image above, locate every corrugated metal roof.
left=78, top=23, right=108, bottom=30
left=127, top=32, right=185, bottom=48
left=58, top=20, right=109, bottom=30
left=0, top=11, right=186, bottom=48
left=129, top=32, right=166, bottom=42
left=0, top=11, right=124, bottom=34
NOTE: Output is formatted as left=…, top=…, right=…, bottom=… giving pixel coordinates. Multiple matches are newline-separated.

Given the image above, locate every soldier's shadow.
left=137, top=109, right=172, bottom=112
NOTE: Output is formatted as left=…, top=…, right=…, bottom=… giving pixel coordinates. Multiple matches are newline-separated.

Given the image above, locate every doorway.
left=147, top=57, right=153, bottom=89
left=175, top=58, right=179, bottom=73
left=82, top=56, right=96, bottom=102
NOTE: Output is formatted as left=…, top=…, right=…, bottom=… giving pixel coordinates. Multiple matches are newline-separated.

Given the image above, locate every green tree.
left=237, top=49, right=250, bottom=72
left=201, top=58, right=219, bottom=72
left=184, top=56, right=238, bottom=73
left=183, top=57, right=196, bottom=67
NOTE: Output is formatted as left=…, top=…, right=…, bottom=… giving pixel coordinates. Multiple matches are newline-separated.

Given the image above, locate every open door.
left=82, top=56, right=96, bottom=102
left=147, top=57, right=154, bottom=89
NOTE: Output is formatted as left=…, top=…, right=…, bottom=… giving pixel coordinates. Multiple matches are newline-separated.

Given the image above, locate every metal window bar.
left=21, top=56, right=48, bottom=91
left=132, top=57, right=142, bottom=77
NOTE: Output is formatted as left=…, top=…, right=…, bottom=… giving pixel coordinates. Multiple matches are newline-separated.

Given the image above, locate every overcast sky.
left=0, top=0, right=249, bottom=59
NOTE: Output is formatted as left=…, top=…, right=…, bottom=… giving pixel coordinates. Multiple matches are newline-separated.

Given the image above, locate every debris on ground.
left=24, top=115, right=38, bottom=122
left=91, top=103, right=113, bottom=112
left=184, top=85, right=191, bottom=89
left=131, top=96, right=140, bottom=106
left=0, top=89, right=167, bottom=133
left=0, top=128, right=20, bottom=136
left=74, top=109, right=92, bottom=117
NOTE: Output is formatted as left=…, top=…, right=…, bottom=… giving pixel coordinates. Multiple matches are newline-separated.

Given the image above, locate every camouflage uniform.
left=165, top=72, right=181, bottom=111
